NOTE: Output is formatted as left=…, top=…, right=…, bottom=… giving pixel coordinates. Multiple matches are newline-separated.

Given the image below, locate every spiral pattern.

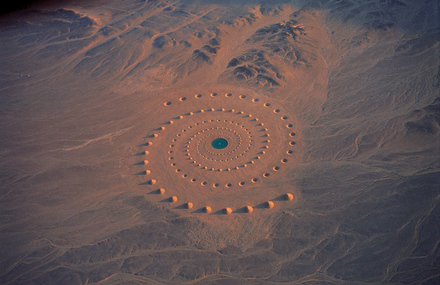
left=137, top=91, right=298, bottom=214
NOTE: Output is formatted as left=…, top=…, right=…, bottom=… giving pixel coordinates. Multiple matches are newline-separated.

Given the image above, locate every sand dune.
left=0, top=0, right=439, bottom=284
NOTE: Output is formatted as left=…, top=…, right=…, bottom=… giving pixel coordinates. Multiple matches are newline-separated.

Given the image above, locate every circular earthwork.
left=137, top=91, right=298, bottom=214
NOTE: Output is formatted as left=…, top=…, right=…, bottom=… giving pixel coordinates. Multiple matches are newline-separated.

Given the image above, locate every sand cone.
left=223, top=207, right=232, bottom=215
left=265, top=201, right=274, bottom=209
left=169, top=196, right=178, bottom=202
left=284, top=193, right=294, bottom=201
left=244, top=206, right=253, bottom=213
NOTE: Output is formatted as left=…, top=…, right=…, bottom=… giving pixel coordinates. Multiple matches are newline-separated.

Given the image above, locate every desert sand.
left=0, top=0, right=439, bottom=284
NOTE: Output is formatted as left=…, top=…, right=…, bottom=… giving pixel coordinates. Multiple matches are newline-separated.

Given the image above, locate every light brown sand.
left=0, top=0, right=439, bottom=284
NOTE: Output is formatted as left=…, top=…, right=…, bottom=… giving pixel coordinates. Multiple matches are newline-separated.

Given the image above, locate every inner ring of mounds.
left=211, top=138, right=228, bottom=149
left=194, top=128, right=245, bottom=159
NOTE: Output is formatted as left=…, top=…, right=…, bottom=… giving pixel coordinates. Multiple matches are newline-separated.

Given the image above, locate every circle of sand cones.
left=244, top=205, right=253, bottom=213
left=223, top=207, right=232, bottom=215
left=284, top=193, right=294, bottom=201
left=265, top=201, right=275, bottom=209
left=138, top=90, right=299, bottom=214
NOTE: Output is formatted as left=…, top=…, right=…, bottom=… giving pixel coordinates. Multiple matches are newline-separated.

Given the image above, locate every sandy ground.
left=0, top=0, right=439, bottom=284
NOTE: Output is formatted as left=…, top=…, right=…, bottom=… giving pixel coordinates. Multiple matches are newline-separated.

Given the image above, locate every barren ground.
left=0, top=0, right=439, bottom=284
